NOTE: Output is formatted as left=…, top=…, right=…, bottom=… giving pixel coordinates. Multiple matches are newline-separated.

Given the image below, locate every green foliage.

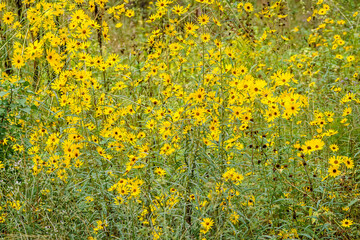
left=0, top=0, right=360, bottom=239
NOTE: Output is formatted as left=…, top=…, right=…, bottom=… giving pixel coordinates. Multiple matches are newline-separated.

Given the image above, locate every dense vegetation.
left=0, top=0, right=359, bottom=239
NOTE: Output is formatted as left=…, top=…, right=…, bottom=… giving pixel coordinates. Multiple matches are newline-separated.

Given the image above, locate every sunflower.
left=244, top=3, right=254, bottom=12
left=347, top=55, right=355, bottom=62
left=184, top=22, right=198, bottom=34
left=284, top=102, right=300, bottom=117
left=329, top=156, right=342, bottom=166
left=328, top=165, right=341, bottom=177
left=0, top=3, right=5, bottom=12
left=130, top=186, right=141, bottom=196
left=239, top=65, right=248, bottom=75
left=125, top=9, right=135, bottom=17
left=155, top=0, right=172, bottom=9
left=201, top=33, right=211, bottom=43
left=318, top=8, right=327, bottom=15
left=342, top=157, right=354, bottom=169
left=12, top=54, right=25, bottom=69
left=154, top=167, right=166, bottom=177
left=172, top=5, right=185, bottom=16
left=213, top=17, right=221, bottom=26
left=341, top=219, right=353, bottom=228
left=329, top=144, right=339, bottom=152
left=3, top=12, right=15, bottom=25
left=198, top=14, right=209, bottom=25
left=77, top=25, right=91, bottom=40
left=230, top=212, right=240, bottom=224
left=189, top=194, right=195, bottom=201
left=71, top=9, right=85, bottom=24
left=200, top=218, right=214, bottom=233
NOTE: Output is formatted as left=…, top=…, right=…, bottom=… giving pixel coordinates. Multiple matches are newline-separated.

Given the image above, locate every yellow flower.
left=71, top=9, right=86, bottom=24
left=230, top=212, right=239, bottom=224
left=0, top=2, right=6, bottom=12
left=329, top=156, right=342, bottom=166
left=156, top=0, right=172, bottom=9
left=329, top=144, right=339, bottom=152
left=200, top=218, right=214, bottom=233
left=12, top=54, right=25, bottom=69
left=201, top=33, right=211, bottom=43
left=125, top=9, right=135, bottom=17
left=335, top=54, right=343, bottom=59
left=347, top=56, right=355, bottom=62
left=342, top=157, right=354, bottom=169
left=77, top=25, right=92, bottom=40
left=3, top=12, right=15, bottom=25
left=281, top=35, right=289, bottom=41
left=198, top=14, right=209, bottom=25
left=244, top=3, right=254, bottom=12
left=172, top=5, right=186, bottom=16
left=154, top=167, right=166, bottom=177
left=184, top=22, right=199, bottom=34
left=342, top=107, right=352, bottom=116
left=213, top=17, right=221, bottom=26
left=341, top=219, right=353, bottom=227
left=318, top=8, right=327, bottom=15
left=328, top=165, right=341, bottom=178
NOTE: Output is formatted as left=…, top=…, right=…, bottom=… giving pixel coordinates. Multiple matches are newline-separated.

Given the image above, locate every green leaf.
left=348, top=199, right=358, bottom=207
left=18, top=98, right=27, bottom=105
left=21, top=107, right=31, bottom=114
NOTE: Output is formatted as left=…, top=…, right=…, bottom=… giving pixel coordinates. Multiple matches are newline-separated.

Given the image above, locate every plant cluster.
left=0, top=0, right=359, bottom=239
